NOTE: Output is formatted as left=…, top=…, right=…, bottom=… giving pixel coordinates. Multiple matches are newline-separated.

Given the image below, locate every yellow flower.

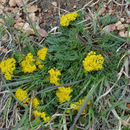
left=60, top=12, right=79, bottom=26
left=37, top=48, right=48, bottom=61
left=48, top=68, right=61, bottom=85
left=15, top=88, right=30, bottom=103
left=21, top=53, right=36, bottom=73
left=35, top=58, right=44, bottom=69
left=83, top=51, right=104, bottom=72
left=33, top=110, right=41, bottom=117
left=56, top=86, right=73, bottom=103
left=60, top=15, right=70, bottom=26
left=69, top=98, right=91, bottom=115
left=41, top=112, right=50, bottom=122
left=33, top=110, right=50, bottom=122
left=32, top=97, right=40, bottom=109
left=0, top=58, right=16, bottom=80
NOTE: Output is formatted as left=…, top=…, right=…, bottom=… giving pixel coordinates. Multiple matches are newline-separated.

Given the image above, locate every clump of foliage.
left=0, top=11, right=129, bottom=130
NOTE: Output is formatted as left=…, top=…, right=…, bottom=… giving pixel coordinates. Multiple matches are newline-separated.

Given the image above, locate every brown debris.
left=36, top=26, right=48, bottom=38
left=14, top=22, right=34, bottom=35
left=27, top=6, right=38, bottom=13
left=0, top=0, right=6, bottom=4
left=0, top=18, right=4, bottom=26
left=103, top=24, right=116, bottom=33
left=51, top=1, right=57, bottom=7
left=29, top=13, right=36, bottom=22
left=9, top=0, right=16, bottom=7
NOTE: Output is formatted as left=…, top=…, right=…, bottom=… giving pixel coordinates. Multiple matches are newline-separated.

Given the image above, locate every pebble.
left=120, top=18, right=125, bottom=22
left=115, top=21, right=122, bottom=27
left=117, top=24, right=125, bottom=30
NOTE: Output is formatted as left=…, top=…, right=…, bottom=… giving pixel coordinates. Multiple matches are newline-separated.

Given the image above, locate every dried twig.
left=0, top=80, right=30, bottom=88
left=34, top=79, right=85, bottom=96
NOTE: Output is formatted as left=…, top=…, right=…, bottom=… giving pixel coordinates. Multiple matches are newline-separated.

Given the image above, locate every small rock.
left=52, top=1, right=57, bottom=7
left=119, top=31, right=125, bottom=37
left=115, top=21, right=122, bottom=26
left=103, top=24, right=116, bottom=33
left=9, top=0, right=16, bottom=7
left=117, top=24, right=125, bottom=30
left=120, top=18, right=125, bottom=22
left=124, top=31, right=130, bottom=37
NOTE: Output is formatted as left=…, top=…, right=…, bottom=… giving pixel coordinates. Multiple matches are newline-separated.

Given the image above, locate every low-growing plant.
left=0, top=10, right=129, bottom=130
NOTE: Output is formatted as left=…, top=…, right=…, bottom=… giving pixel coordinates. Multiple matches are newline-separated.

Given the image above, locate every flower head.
left=33, top=110, right=41, bottom=117
left=37, top=48, right=48, bottom=61
left=69, top=98, right=91, bottom=115
left=48, top=68, right=61, bottom=85
left=35, top=58, right=44, bottom=69
left=56, top=86, right=73, bottom=103
left=83, top=51, right=104, bottom=72
left=60, top=12, right=79, bottom=26
left=41, top=112, right=50, bottom=122
left=32, top=97, right=40, bottom=109
left=33, top=110, right=50, bottom=122
left=21, top=53, right=36, bottom=73
left=15, top=88, right=30, bottom=103
left=0, top=58, right=16, bottom=80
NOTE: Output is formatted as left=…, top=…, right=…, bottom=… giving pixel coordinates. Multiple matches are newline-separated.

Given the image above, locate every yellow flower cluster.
left=35, top=58, right=44, bottom=69
left=48, top=68, right=61, bottom=85
left=0, top=58, right=16, bottom=80
left=15, top=88, right=40, bottom=108
left=21, top=53, right=36, bottom=73
left=68, top=98, right=91, bottom=115
left=60, top=12, right=79, bottom=26
left=32, top=97, right=40, bottom=109
left=83, top=51, right=104, bottom=72
left=15, top=88, right=30, bottom=103
left=33, top=110, right=50, bottom=122
left=56, top=86, right=73, bottom=103
left=37, top=48, right=48, bottom=61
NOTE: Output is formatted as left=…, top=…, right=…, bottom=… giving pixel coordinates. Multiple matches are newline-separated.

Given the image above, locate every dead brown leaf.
left=27, top=6, right=38, bottom=13
left=126, top=103, right=130, bottom=108
left=103, top=24, right=116, bottom=33
left=14, top=22, right=34, bottom=35
left=9, top=0, right=16, bottom=7
left=36, top=26, right=48, bottom=38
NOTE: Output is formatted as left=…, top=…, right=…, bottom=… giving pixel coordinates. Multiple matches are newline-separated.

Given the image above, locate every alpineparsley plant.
left=0, top=12, right=129, bottom=129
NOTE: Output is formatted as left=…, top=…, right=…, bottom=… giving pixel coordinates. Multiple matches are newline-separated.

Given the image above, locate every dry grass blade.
left=0, top=80, right=30, bottom=88
left=108, top=100, right=130, bottom=127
